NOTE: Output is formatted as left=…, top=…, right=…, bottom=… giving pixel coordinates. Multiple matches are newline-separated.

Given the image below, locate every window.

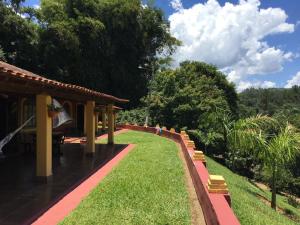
left=63, top=101, right=72, bottom=117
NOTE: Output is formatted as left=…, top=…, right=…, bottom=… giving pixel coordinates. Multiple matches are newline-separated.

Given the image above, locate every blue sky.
left=23, top=0, right=300, bottom=91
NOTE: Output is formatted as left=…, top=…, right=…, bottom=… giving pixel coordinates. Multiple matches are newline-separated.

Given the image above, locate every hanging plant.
left=47, top=103, right=63, bottom=117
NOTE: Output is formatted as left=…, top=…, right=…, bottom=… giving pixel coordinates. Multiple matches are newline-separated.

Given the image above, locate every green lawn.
left=60, top=131, right=191, bottom=225
left=207, top=157, right=300, bottom=225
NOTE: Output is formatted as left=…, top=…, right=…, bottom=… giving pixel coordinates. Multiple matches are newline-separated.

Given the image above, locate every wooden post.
left=107, top=104, right=114, bottom=144
left=36, top=94, right=52, bottom=179
left=86, top=101, right=95, bottom=154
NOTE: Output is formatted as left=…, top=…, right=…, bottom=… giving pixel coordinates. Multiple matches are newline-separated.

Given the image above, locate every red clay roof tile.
left=0, top=61, right=128, bottom=104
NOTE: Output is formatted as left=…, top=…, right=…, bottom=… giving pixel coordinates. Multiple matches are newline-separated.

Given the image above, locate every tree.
left=37, top=0, right=178, bottom=107
left=144, top=61, right=238, bottom=154
left=0, top=1, right=39, bottom=70
left=117, top=107, right=151, bottom=125
left=239, top=86, right=300, bottom=122
left=229, top=115, right=300, bottom=209
left=0, top=0, right=178, bottom=106
left=145, top=61, right=237, bottom=128
left=3, top=0, right=25, bottom=12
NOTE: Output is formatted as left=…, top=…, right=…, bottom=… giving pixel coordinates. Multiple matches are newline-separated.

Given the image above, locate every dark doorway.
left=76, top=104, right=84, bottom=135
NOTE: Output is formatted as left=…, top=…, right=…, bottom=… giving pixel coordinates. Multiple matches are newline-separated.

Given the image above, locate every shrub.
left=187, top=129, right=224, bottom=155
left=259, top=166, right=292, bottom=193
left=117, top=108, right=152, bottom=126
left=186, top=130, right=205, bottom=151
left=284, top=208, right=293, bottom=215
left=225, top=150, right=259, bottom=178
left=288, top=177, right=300, bottom=198
left=287, top=195, right=299, bottom=208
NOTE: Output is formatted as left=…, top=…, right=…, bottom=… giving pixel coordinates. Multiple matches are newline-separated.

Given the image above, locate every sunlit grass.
left=207, top=157, right=300, bottom=225
left=60, top=131, right=191, bottom=225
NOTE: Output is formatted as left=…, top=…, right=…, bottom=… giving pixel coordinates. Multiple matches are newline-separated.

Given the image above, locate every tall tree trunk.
left=271, top=168, right=277, bottom=210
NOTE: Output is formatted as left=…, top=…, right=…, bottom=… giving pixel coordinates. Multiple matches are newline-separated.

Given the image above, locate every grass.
left=60, top=131, right=191, bottom=225
left=206, top=156, right=300, bottom=225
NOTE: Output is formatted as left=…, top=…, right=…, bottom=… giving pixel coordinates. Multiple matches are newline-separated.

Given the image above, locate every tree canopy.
left=144, top=61, right=238, bottom=131
left=239, top=87, right=300, bottom=127
left=36, top=0, right=178, bottom=107
left=0, top=0, right=178, bottom=107
left=0, top=1, right=39, bottom=69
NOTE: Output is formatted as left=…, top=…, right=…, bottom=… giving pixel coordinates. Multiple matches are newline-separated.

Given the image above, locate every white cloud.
left=169, top=0, right=295, bottom=85
left=285, top=71, right=300, bottom=88
left=170, top=0, right=183, bottom=11
left=237, top=80, right=276, bottom=92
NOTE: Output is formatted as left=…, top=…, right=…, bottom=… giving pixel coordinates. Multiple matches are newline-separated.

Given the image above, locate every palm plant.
left=228, top=115, right=300, bottom=209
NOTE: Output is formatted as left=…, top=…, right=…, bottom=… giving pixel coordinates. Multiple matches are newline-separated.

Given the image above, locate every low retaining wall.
left=119, top=124, right=240, bottom=225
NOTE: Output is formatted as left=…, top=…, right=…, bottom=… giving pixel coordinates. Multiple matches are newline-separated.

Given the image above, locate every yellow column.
left=101, top=107, right=106, bottom=132
left=36, top=94, right=52, bottom=178
left=86, top=101, right=95, bottom=154
left=107, top=104, right=114, bottom=144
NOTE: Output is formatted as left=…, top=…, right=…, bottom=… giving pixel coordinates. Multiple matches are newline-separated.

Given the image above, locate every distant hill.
left=238, top=86, right=300, bottom=127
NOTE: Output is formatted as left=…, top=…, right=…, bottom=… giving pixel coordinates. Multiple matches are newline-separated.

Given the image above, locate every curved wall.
left=119, top=124, right=240, bottom=225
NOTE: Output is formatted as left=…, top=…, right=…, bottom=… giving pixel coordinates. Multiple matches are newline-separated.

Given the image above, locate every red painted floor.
left=32, top=143, right=135, bottom=225
left=0, top=144, right=128, bottom=225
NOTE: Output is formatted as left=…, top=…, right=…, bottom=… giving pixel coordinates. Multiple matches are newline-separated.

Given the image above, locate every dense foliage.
left=38, top=0, right=179, bottom=106
left=144, top=61, right=237, bottom=154
left=0, top=1, right=39, bottom=69
left=116, top=107, right=151, bottom=126
left=228, top=115, right=300, bottom=209
left=0, top=0, right=178, bottom=107
left=239, top=87, right=300, bottom=128
left=238, top=87, right=300, bottom=197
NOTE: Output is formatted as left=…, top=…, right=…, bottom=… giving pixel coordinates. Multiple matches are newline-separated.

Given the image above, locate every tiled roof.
left=113, top=106, right=123, bottom=110
left=0, top=61, right=128, bottom=103
left=96, top=105, right=123, bottom=110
